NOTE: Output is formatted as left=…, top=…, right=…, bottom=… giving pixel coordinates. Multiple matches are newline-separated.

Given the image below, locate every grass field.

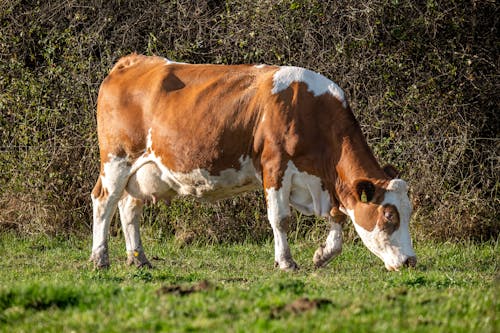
left=0, top=232, right=498, bottom=332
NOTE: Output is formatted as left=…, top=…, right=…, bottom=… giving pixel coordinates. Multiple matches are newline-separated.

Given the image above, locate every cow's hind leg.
left=90, top=156, right=130, bottom=269
left=118, top=194, right=152, bottom=268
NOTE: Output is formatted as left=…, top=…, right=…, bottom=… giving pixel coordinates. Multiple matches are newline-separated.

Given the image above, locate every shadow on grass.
left=0, top=284, right=115, bottom=323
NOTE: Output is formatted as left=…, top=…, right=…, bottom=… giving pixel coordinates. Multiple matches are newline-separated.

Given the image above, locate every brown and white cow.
left=90, top=54, right=416, bottom=271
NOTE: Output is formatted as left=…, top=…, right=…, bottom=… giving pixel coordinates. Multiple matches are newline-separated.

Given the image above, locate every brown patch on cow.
left=156, top=280, right=212, bottom=296
left=91, top=177, right=108, bottom=200
left=351, top=179, right=389, bottom=231
left=161, top=71, right=185, bottom=92
left=353, top=199, right=401, bottom=233
left=258, top=81, right=344, bottom=190
left=270, top=297, right=333, bottom=318
left=96, top=88, right=146, bottom=162
left=329, top=207, right=347, bottom=224
left=148, top=63, right=271, bottom=175
left=378, top=204, right=401, bottom=234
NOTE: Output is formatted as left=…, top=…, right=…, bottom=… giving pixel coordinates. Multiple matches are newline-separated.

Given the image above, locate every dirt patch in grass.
left=270, top=297, right=333, bottom=318
left=156, top=280, right=213, bottom=296
left=219, top=277, right=248, bottom=283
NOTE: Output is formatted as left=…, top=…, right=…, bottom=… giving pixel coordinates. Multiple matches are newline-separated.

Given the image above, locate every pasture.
left=1, top=232, right=497, bottom=332
left=1, top=2, right=498, bottom=332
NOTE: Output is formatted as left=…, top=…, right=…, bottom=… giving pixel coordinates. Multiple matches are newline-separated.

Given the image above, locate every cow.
left=90, top=54, right=416, bottom=272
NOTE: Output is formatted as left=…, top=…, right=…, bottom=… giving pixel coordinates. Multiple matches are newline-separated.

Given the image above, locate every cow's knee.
left=313, top=221, right=343, bottom=268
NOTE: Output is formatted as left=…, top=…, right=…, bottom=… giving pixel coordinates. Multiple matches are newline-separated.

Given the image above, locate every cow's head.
left=346, top=172, right=416, bottom=271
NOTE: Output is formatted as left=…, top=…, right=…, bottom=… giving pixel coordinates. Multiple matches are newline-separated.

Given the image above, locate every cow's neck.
left=333, top=133, right=387, bottom=210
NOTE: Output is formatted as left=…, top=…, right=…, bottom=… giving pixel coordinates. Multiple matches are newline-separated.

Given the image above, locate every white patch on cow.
left=265, top=186, right=292, bottom=267
left=324, top=222, right=343, bottom=254
left=351, top=221, right=408, bottom=271
left=265, top=161, right=332, bottom=220
left=117, top=195, right=143, bottom=253
left=91, top=194, right=109, bottom=255
left=164, top=58, right=186, bottom=65
left=126, top=129, right=261, bottom=201
left=383, top=179, right=415, bottom=258
left=271, top=66, right=347, bottom=107
left=347, top=178, right=415, bottom=271
left=92, top=154, right=131, bottom=263
left=265, top=161, right=332, bottom=268
left=101, top=154, right=130, bottom=194
left=255, top=64, right=267, bottom=69
left=287, top=163, right=332, bottom=218
left=146, top=128, right=153, bottom=148
left=265, top=187, right=291, bottom=225
left=313, top=220, right=343, bottom=267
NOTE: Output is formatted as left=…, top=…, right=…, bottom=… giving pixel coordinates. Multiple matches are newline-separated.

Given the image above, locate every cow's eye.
left=382, top=220, right=397, bottom=234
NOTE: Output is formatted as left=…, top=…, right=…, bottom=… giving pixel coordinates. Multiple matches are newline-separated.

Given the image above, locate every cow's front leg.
left=266, top=187, right=298, bottom=271
left=118, top=194, right=152, bottom=268
left=313, top=214, right=345, bottom=268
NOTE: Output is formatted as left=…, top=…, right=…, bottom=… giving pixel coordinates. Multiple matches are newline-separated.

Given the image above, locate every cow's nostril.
left=404, top=256, right=417, bottom=267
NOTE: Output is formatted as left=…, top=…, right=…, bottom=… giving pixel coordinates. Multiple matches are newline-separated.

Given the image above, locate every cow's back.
left=96, top=55, right=277, bottom=175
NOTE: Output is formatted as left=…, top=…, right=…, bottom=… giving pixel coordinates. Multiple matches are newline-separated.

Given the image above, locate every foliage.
left=0, top=0, right=498, bottom=241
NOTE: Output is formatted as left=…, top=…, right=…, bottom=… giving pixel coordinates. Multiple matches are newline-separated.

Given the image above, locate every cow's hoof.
left=275, top=260, right=299, bottom=272
left=313, top=244, right=341, bottom=268
left=313, top=245, right=328, bottom=268
left=127, top=250, right=153, bottom=269
left=90, top=251, right=110, bottom=270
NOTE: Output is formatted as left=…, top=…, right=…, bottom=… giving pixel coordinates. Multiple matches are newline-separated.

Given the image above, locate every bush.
left=0, top=0, right=498, bottom=241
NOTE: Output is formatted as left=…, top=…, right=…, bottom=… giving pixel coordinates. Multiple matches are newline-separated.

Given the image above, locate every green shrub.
left=0, top=0, right=497, bottom=241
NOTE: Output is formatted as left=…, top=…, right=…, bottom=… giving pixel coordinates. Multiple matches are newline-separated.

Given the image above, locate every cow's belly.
left=126, top=157, right=261, bottom=202
left=126, top=162, right=177, bottom=202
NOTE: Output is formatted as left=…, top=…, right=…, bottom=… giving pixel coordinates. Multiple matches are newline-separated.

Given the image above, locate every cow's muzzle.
left=385, top=255, right=417, bottom=271
left=404, top=255, right=417, bottom=268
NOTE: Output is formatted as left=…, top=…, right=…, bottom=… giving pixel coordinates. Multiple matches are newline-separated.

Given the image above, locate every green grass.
left=0, top=232, right=498, bottom=332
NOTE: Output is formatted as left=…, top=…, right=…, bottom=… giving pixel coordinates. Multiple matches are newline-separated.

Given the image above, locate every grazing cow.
left=90, top=54, right=416, bottom=271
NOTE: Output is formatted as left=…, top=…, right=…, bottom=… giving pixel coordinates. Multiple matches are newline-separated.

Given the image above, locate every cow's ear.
left=353, top=179, right=375, bottom=203
left=383, top=164, right=400, bottom=179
